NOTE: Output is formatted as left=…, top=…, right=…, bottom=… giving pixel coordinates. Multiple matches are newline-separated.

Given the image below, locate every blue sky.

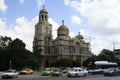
left=0, top=0, right=120, bottom=55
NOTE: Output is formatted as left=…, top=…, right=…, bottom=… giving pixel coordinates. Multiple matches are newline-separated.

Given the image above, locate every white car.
left=2, top=69, right=19, bottom=79
left=67, top=67, right=88, bottom=77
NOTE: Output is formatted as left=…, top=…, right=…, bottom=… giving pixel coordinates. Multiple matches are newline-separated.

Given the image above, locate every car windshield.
left=5, top=70, right=15, bottom=73
left=107, top=68, right=116, bottom=71
left=71, top=69, right=78, bottom=72
left=45, top=68, right=51, bottom=71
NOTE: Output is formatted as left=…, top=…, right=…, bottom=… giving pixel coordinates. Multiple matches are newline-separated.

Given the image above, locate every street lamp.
left=9, top=60, right=12, bottom=69
left=88, top=36, right=95, bottom=52
left=112, top=41, right=118, bottom=51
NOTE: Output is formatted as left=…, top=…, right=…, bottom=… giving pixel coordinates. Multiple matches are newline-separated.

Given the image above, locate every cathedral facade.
left=33, top=7, right=91, bottom=67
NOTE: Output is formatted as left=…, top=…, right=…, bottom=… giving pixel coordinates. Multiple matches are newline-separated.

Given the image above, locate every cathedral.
left=33, top=7, right=92, bottom=67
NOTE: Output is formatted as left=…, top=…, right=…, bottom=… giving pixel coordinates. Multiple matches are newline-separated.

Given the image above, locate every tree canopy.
left=0, top=36, right=41, bottom=70
left=83, top=49, right=120, bottom=68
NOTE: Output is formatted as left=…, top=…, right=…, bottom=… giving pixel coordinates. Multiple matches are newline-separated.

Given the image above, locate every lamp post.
left=9, top=60, right=11, bottom=69
left=88, top=36, right=95, bottom=52
left=88, top=61, right=92, bottom=69
left=112, top=41, right=118, bottom=51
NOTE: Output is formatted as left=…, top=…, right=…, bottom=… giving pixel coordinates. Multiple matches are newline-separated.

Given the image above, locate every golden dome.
left=58, top=25, right=68, bottom=30
left=40, top=6, right=48, bottom=14
left=58, top=31, right=66, bottom=36
left=57, top=20, right=69, bottom=36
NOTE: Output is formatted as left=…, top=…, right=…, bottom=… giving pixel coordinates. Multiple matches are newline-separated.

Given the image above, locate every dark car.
left=88, top=69, right=104, bottom=74
left=51, top=68, right=63, bottom=76
left=103, top=68, right=120, bottom=76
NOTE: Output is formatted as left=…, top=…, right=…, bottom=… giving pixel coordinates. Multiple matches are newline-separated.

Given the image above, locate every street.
left=1, top=72, right=120, bottom=80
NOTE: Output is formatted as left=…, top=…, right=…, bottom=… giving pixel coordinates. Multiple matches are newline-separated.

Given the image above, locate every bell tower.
left=33, top=6, right=53, bottom=55
left=39, top=5, right=48, bottom=22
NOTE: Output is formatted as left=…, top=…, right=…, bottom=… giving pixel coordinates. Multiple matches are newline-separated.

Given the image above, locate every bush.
left=51, top=58, right=81, bottom=67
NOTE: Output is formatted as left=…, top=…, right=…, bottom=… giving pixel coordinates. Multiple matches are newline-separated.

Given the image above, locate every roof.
left=94, top=61, right=117, bottom=65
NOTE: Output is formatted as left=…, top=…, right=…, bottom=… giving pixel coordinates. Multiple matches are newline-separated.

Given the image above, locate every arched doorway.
left=45, top=60, right=49, bottom=67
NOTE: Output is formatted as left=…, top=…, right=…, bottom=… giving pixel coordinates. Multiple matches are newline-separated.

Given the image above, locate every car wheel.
left=2, top=76, right=4, bottom=79
left=104, top=74, right=106, bottom=76
left=84, top=73, right=87, bottom=77
left=112, top=73, right=116, bottom=76
left=15, top=76, right=18, bottom=78
left=67, top=75, right=70, bottom=77
left=75, top=73, right=78, bottom=77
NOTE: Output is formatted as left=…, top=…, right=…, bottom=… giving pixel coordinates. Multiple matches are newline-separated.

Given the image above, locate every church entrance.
left=45, top=60, right=49, bottom=67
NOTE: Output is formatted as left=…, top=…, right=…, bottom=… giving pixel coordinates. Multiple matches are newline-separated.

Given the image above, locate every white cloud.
left=14, top=16, right=38, bottom=51
left=0, top=16, right=38, bottom=51
left=19, top=0, right=25, bottom=4
left=64, top=0, right=120, bottom=55
left=64, top=0, right=120, bottom=35
left=78, top=29, right=110, bottom=55
left=0, top=0, right=8, bottom=12
left=70, top=32, right=75, bottom=38
left=0, top=16, right=60, bottom=52
left=48, top=18, right=59, bottom=39
left=0, top=18, right=7, bottom=35
left=71, top=15, right=82, bottom=25
left=79, top=27, right=120, bottom=55
left=36, top=0, right=45, bottom=8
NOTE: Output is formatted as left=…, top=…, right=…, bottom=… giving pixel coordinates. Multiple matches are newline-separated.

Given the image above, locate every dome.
left=77, top=32, right=84, bottom=39
left=40, top=6, right=48, bottom=14
left=58, top=25, right=68, bottom=31
left=57, top=20, right=69, bottom=36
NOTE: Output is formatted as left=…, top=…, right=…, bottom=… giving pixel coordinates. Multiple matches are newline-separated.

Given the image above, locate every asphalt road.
left=1, top=72, right=120, bottom=80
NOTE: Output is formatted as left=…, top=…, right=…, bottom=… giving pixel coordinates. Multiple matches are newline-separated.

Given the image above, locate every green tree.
left=0, top=37, right=40, bottom=70
left=0, top=36, right=12, bottom=49
left=0, top=36, right=12, bottom=70
left=7, top=38, right=40, bottom=69
left=83, top=55, right=97, bottom=68
left=97, top=49, right=116, bottom=62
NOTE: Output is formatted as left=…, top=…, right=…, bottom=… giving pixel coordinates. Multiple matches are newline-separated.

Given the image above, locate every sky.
left=0, top=0, right=120, bottom=55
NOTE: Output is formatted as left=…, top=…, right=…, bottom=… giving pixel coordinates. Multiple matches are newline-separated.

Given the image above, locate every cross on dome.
left=62, top=20, right=64, bottom=25
left=43, top=5, right=45, bottom=9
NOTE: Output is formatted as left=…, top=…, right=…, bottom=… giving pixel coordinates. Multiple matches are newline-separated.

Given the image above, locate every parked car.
left=88, top=69, right=104, bottom=74
left=2, top=69, right=18, bottom=79
left=67, top=67, right=88, bottom=77
left=19, top=68, right=33, bottom=75
left=42, top=68, right=53, bottom=76
left=61, top=67, right=71, bottom=73
left=103, top=68, right=120, bottom=76
left=51, top=68, right=63, bottom=76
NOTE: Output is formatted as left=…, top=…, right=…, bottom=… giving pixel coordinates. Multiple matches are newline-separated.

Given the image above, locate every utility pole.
left=9, top=60, right=11, bottom=69
left=88, top=36, right=95, bottom=52
left=112, top=41, right=118, bottom=51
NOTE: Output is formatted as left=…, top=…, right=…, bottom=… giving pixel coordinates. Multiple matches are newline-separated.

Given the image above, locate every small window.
left=75, top=69, right=77, bottom=72
left=79, top=69, right=81, bottom=71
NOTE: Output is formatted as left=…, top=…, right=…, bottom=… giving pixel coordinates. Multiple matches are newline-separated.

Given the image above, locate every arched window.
left=41, top=15, right=44, bottom=20
left=64, top=47, right=70, bottom=54
left=75, top=42, right=80, bottom=54
left=45, top=15, right=47, bottom=20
